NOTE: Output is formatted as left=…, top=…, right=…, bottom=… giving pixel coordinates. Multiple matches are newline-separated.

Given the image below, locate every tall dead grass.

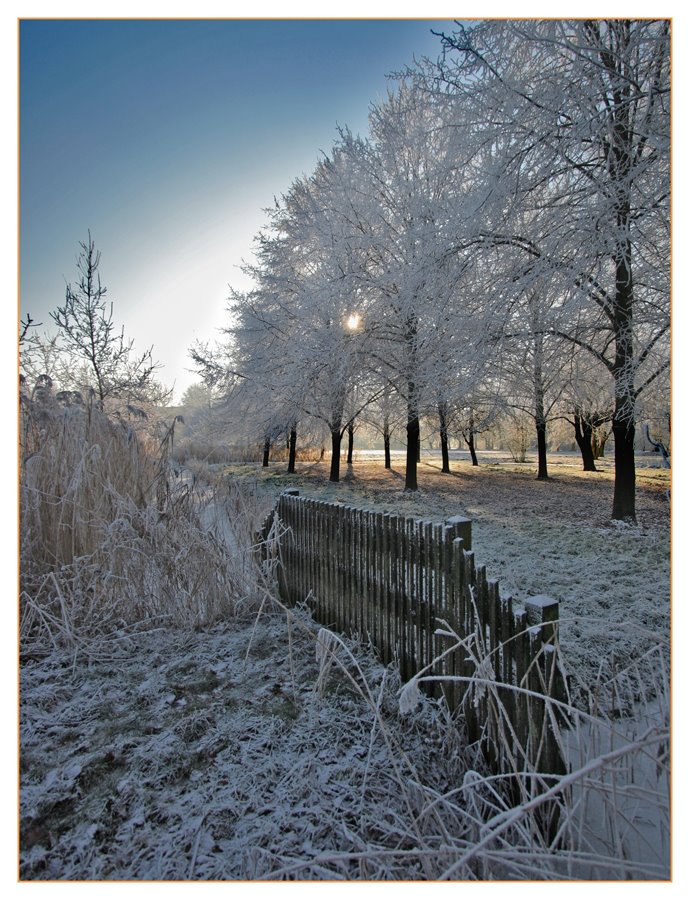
left=19, top=391, right=269, bottom=659
left=389, top=617, right=670, bottom=879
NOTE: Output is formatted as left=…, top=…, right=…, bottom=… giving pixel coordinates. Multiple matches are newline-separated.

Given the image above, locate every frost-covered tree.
left=49, top=234, right=166, bottom=404
left=195, top=21, right=667, bottom=516
left=558, top=347, right=614, bottom=471
left=336, top=83, right=474, bottom=490
left=421, top=18, right=670, bottom=520
left=497, top=285, right=569, bottom=480
left=198, top=150, right=382, bottom=481
left=358, top=377, right=407, bottom=469
left=243, top=157, right=380, bottom=482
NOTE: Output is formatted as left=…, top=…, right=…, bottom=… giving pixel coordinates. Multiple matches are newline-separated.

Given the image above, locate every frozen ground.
left=20, top=611, right=468, bottom=880
left=19, top=451, right=671, bottom=880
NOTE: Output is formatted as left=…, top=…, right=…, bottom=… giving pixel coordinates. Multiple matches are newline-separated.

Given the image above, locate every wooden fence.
left=258, top=488, right=567, bottom=778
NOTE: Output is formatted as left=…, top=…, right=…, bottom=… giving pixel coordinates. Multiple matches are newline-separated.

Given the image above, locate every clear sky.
left=19, top=16, right=457, bottom=402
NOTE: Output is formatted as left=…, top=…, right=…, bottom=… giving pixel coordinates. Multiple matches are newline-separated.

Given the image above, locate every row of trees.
left=194, top=20, right=670, bottom=522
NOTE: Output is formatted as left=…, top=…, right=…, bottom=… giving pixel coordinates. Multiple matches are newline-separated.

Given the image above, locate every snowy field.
left=20, top=451, right=671, bottom=880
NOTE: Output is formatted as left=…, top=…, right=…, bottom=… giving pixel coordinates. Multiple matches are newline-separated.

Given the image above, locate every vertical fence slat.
left=439, top=524, right=453, bottom=709
left=385, top=513, right=395, bottom=665
left=377, top=513, right=385, bottom=657
left=500, top=594, right=515, bottom=751
left=449, top=536, right=465, bottom=713
left=318, top=500, right=326, bottom=621
left=347, top=506, right=354, bottom=633
left=347, top=506, right=353, bottom=633
left=354, top=507, right=361, bottom=638
left=407, top=517, right=417, bottom=683
left=412, top=520, right=421, bottom=680
left=376, top=512, right=384, bottom=660
left=311, top=500, right=319, bottom=616
left=359, top=507, right=367, bottom=638
left=355, top=509, right=362, bottom=637
left=464, top=551, right=476, bottom=638
left=513, top=607, right=529, bottom=764
left=370, top=509, right=377, bottom=641
left=344, top=506, right=352, bottom=634
left=422, top=521, right=432, bottom=685
left=391, top=516, right=402, bottom=660
left=362, top=510, right=371, bottom=640
left=432, top=522, right=444, bottom=699
left=398, top=519, right=408, bottom=682
left=380, top=512, right=390, bottom=664
left=524, top=595, right=565, bottom=778
left=336, top=504, right=343, bottom=626
left=297, top=497, right=303, bottom=604
left=309, top=499, right=316, bottom=612
left=389, top=513, right=396, bottom=665
left=337, top=505, right=344, bottom=631
left=326, top=503, right=334, bottom=624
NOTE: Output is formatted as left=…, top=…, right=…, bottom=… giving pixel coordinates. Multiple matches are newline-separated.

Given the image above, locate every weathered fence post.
left=524, top=595, right=566, bottom=778
left=445, top=515, right=472, bottom=552
left=430, top=522, right=443, bottom=698
left=525, top=595, right=559, bottom=645
left=278, top=489, right=299, bottom=602
left=523, top=595, right=567, bottom=838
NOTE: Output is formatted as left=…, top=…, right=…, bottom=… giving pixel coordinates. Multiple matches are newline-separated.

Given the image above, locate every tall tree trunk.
left=533, top=327, right=548, bottom=480
left=383, top=414, right=391, bottom=469
left=330, top=428, right=343, bottom=482
left=262, top=436, right=271, bottom=468
left=405, top=406, right=420, bottom=491
left=574, top=413, right=597, bottom=471
left=466, top=413, right=479, bottom=466
left=535, top=418, right=548, bottom=480
left=329, top=392, right=346, bottom=483
left=438, top=401, right=450, bottom=473
left=604, top=48, right=638, bottom=521
left=467, top=431, right=479, bottom=466
left=287, top=424, right=297, bottom=474
left=347, top=420, right=354, bottom=465
left=612, top=406, right=636, bottom=520
left=611, top=225, right=637, bottom=521
left=404, top=316, right=420, bottom=491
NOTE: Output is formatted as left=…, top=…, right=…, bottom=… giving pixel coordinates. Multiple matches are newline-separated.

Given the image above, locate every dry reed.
left=19, top=392, right=270, bottom=659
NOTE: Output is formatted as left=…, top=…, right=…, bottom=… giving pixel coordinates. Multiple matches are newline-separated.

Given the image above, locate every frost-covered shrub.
left=503, top=412, right=532, bottom=463
left=19, top=390, right=266, bottom=656
left=171, top=435, right=234, bottom=465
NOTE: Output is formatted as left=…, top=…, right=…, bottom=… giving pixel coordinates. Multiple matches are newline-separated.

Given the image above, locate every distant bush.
left=172, top=436, right=235, bottom=465
left=200, top=441, right=324, bottom=464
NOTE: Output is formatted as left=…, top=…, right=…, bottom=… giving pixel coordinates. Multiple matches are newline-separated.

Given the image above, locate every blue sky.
left=19, top=17, right=457, bottom=401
